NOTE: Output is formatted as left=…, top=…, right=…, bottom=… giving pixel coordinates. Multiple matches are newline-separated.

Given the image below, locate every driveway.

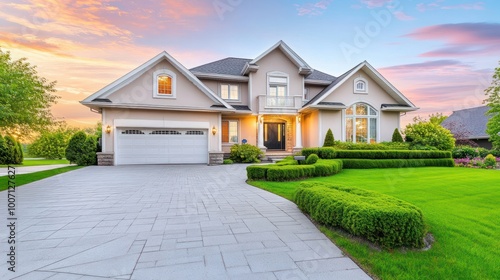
left=0, top=165, right=370, bottom=280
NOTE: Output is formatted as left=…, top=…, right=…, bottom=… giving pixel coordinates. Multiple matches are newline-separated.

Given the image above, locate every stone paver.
left=0, top=165, right=371, bottom=279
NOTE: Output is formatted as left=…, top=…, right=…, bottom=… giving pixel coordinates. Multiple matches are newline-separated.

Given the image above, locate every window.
left=354, top=77, right=368, bottom=94
left=220, top=84, right=239, bottom=101
left=153, top=69, right=176, bottom=98
left=267, top=72, right=289, bottom=107
left=345, top=103, right=377, bottom=143
left=222, top=120, right=238, bottom=143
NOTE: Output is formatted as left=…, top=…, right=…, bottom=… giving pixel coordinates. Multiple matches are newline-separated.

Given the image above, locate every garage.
left=116, top=128, right=208, bottom=165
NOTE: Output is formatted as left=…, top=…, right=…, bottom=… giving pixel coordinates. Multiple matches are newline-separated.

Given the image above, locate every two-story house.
left=82, top=41, right=418, bottom=165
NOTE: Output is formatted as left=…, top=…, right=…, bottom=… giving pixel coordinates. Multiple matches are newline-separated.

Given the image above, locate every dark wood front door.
left=264, top=122, right=286, bottom=150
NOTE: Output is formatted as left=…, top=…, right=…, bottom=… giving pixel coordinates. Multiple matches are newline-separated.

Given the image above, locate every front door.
left=264, top=122, right=286, bottom=150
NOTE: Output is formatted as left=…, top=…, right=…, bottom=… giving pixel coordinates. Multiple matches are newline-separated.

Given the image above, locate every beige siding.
left=305, top=85, right=327, bottom=102
left=107, top=60, right=215, bottom=108
left=102, top=108, right=221, bottom=153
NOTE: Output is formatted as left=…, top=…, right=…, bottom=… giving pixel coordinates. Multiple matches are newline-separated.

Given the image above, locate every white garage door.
left=116, top=128, right=208, bottom=165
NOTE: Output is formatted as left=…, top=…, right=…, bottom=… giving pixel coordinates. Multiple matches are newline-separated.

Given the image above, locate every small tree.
left=323, top=129, right=335, bottom=147
left=66, top=131, right=87, bottom=163
left=391, top=128, right=404, bottom=142
left=485, top=62, right=500, bottom=149
left=76, top=136, right=97, bottom=166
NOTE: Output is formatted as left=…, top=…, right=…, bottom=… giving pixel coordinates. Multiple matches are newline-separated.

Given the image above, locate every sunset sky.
left=1, top=0, right=499, bottom=127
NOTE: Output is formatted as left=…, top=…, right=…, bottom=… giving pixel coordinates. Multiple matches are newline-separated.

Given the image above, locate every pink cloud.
left=361, top=0, right=392, bottom=8
left=417, top=1, right=484, bottom=12
left=296, top=0, right=333, bottom=16
left=393, top=11, right=415, bottom=21
left=405, top=23, right=500, bottom=57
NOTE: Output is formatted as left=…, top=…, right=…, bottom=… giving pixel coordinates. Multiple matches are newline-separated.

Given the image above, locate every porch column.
left=294, top=115, right=303, bottom=149
left=258, top=115, right=265, bottom=148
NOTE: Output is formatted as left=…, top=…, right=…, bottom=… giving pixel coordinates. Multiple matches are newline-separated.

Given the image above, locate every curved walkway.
left=0, top=165, right=370, bottom=280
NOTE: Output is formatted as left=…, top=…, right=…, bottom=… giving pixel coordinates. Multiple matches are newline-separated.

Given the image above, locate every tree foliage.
left=0, top=135, right=23, bottom=164
left=0, top=49, right=58, bottom=138
left=28, top=123, right=77, bottom=159
left=323, top=129, right=335, bottom=147
left=404, top=119, right=455, bottom=151
left=65, top=131, right=97, bottom=166
left=65, top=131, right=87, bottom=164
left=391, top=128, right=404, bottom=142
left=485, top=62, right=500, bottom=149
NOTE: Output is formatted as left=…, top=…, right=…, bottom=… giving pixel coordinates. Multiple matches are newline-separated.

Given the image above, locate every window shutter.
left=222, top=121, right=229, bottom=142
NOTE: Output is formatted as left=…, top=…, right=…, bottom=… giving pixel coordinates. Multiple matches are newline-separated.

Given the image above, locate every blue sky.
left=1, top=0, right=499, bottom=126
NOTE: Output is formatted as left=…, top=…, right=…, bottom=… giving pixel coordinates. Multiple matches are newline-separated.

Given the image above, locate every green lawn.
left=249, top=167, right=500, bottom=280
left=0, top=158, right=70, bottom=167
left=0, top=166, right=82, bottom=191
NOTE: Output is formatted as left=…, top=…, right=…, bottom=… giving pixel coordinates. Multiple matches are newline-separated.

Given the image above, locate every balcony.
left=258, top=95, right=302, bottom=113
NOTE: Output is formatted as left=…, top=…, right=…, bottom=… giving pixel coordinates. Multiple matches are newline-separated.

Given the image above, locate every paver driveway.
left=1, top=165, right=370, bottom=280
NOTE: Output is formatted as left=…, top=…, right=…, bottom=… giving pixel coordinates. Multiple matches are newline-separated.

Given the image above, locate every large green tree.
left=485, top=62, right=500, bottom=149
left=0, top=49, right=58, bottom=138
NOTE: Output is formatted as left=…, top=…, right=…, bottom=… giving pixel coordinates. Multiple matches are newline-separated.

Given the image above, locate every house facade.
left=81, top=41, right=418, bottom=165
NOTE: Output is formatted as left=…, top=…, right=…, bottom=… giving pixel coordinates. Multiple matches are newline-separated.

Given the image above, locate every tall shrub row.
left=0, top=135, right=23, bottom=164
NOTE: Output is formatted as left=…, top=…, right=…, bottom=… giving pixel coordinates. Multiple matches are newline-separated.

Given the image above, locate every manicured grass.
left=0, top=166, right=82, bottom=191
left=248, top=167, right=500, bottom=280
left=0, top=158, right=70, bottom=167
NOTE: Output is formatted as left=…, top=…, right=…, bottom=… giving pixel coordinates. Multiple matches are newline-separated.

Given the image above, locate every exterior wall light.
left=105, top=125, right=111, bottom=134
left=212, top=126, right=217, bottom=135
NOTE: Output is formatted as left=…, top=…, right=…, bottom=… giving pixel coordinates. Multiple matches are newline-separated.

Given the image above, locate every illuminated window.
left=157, top=75, right=172, bottom=95
left=345, top=103, right=377, bottom=143
left=222, top=120, right=238, bottom=143
left=354, top=77, right=368, bottom=94
left=220, top=84, right=239, bottom=101
left=153, top=69, right=176, bottom=98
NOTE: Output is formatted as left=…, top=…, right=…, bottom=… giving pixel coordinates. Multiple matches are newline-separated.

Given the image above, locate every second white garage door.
left=116, top=128, right=208, bottom=165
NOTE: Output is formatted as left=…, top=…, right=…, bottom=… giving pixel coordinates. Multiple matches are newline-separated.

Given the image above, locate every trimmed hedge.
left=306, top=154, right=319, bottom=164
left=335, top=150, right=452, bottom=159
left=341, top=158, right=455, bottom=169
left=294, top=182, right=426, bottom=248
left=246, top=159, right=343, bottom=181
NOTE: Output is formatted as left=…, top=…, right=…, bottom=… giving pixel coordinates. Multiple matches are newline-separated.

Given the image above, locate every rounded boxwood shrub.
left=302, top=147, right=320, bottom=158
left=306, top=154, right=319, bottom=164
left=230, top=144, right=263, bottom=163
left=484, top=154, right=497, bottom=168
left=318, top=147, right=336, bottom=159
left=223, top=159, right=233, bottom=164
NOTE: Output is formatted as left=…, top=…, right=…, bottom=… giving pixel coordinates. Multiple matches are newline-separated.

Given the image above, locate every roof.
left=211, top=104, right=250, bottom=111
left=81, top=51, right=233, bottom=111
left=442, top=106, right=491, bottom=139
left=190, top=56, right=335, bottom=83
left=190, top=57, right=252, bottom=76
left=247, top=40, right=312, bottom=75
left=303, top=61, right=418, bottom=111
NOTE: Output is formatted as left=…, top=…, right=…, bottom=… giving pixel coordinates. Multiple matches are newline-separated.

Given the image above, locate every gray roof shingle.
left=441, top=106, right=491, bottom=139
left=190, top=57, right=335, bottom=82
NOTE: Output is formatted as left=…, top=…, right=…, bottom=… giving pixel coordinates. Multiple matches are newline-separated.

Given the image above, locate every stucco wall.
left=107, top=60, right=215, bottom=108
left=380, top=111, right=400, bottom=142
left=319, top=111, right=343, bottom=145
left=303, top=111, right=320, bottom=147
left=102, top=108, right=221, bottom=153
left=249, top=49, right=304, bottom=112
left=221, top=116, right=258, bottom=153
left=305, top=84, right=327, bottom=102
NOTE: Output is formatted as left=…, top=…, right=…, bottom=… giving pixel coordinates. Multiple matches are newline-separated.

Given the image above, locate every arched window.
left=153, top=69, right=176, bottom=98
left=345, top=103, right=378, bottom=143
left=354, top=77, right=368, bottom=93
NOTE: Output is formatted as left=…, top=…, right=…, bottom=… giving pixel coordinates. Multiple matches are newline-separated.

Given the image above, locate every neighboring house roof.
left=442, top=106, right=490, bottom=139
left=302, top=61, right=418, bottom=112
left=81, top=51, right=233, bottom=110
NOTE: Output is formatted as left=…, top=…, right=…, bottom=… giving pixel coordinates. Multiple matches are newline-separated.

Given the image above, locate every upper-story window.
left=354, top=77, right=368, bottom=94
left=268, top=72, right=288, bottom=97
left=220, top=84, right=239, bottom=101
left=153, top=69, right=176, bottom=98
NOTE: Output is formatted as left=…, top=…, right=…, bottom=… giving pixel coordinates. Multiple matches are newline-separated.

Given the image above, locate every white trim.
left=192, top=72, right=249, bottom=82
left=249, top=41, right=312, bottom=71
left=153, top=69, right=176, bottom=99
left=80, top=102, right=235, bottom=113
left=248, top=73, right=253, bottom=111
left=218, top=113, right=222, bottom=151
left=310, top=61, right=417, bottom=110
left=354, top=77, right=368, bottom=94
left=305, top=79, right=332, bottom=86
left=81, top=51, right=233, bottom=109
left=114, top=119, right=210, bottom=129
left=102, top=109, right=106, bottom=152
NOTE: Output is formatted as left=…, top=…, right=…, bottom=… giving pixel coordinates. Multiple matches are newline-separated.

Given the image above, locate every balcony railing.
left=258, top=95, right=302, bottom=112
